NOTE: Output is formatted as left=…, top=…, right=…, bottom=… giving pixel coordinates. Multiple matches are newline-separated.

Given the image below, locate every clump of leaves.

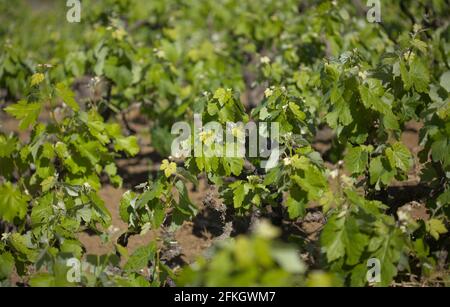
left=0, top=70, right=138, bottom=283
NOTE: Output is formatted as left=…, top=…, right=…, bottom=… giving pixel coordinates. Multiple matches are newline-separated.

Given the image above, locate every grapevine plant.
left=0, top=0, right=449, bottom=287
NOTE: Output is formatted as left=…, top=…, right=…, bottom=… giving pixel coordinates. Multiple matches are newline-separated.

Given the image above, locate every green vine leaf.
left=5, top=100, right=42, bottom=130
left=0, top=182, right=30, bottom=223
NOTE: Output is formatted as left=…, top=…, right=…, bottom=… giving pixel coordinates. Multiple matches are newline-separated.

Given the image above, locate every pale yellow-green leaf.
left=30, top=73, right=45, bottom=86
left=426, top=218, right=448, bottom=240
left=160, top=159, right=177, bottom=177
